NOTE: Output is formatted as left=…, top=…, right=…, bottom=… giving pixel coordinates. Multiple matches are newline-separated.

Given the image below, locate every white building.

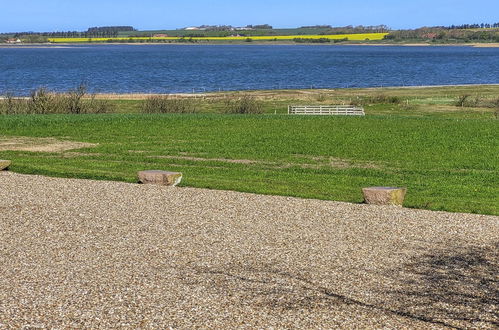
left=6, top=38, right=22, bottom=44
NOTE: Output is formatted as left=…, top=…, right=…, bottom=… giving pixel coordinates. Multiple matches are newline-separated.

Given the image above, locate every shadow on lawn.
left=191, top=243, right=498, bottom=329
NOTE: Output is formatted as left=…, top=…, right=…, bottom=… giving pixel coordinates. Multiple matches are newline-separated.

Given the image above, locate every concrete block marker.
left=0, top=160, right=11, bottom=171
left=138, top=170, right=183, bottom=187
left=362, top=187, right=407, bottom=206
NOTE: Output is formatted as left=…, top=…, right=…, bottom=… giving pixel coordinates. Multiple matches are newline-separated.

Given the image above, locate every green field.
left=48, top=33, right=387, bottom=43
left=1, top=86, right=498, bottom=215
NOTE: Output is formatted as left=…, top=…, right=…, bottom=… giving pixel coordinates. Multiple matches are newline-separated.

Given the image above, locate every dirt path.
left=0, top=172, right=497, bottom=328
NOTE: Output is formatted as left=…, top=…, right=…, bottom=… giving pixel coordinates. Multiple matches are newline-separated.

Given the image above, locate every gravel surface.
left=1, top=172, right=498, bottom=329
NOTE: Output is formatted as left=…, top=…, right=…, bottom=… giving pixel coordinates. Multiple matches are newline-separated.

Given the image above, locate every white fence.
left=288, top=105, right=365, bottom=116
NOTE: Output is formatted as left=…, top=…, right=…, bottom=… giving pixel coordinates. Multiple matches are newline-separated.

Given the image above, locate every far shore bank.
left=86, top=84, right=499, bottom=99
left=2, top=42, right=499, bottom=48
left=3, top=84, right=499, bottom=100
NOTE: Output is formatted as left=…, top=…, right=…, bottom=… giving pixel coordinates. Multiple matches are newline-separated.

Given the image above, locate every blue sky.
left=1, top=0, right=498, bottom=32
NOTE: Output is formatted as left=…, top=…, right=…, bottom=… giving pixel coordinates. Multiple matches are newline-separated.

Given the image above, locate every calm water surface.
left=0, top=45, right=498, bottom=95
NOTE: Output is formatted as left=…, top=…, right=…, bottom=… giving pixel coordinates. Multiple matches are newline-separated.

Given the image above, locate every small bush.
left=453, top=94, right=499, bottom=108
left=465, top=95, right=482, bottom=107
left=224, top=95, right=263, bottom=114
left=1, top=85, right=115, bottom=115
left=67, top=83, right=87, bottom=114
left=470, top=95, right=483, bottom=107
left=0, top=93, right=26, bottom=115
left=455, top=94, right=471, bottom=107
left=29, top=88, right=56, bottom=114
left=65, top=84, right=113, bottom=114
left=142, top=96, right=197, bottom=114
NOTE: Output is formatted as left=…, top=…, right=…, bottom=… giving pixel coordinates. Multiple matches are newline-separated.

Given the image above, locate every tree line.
left=385, top=26, right=499, bottom=42
left=3, top=26, right=136, bottom=38
left=443, top=23, right=499, bottom=29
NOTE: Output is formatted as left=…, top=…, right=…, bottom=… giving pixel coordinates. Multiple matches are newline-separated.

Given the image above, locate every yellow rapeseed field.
left=48, top=33, right=388, bottom=43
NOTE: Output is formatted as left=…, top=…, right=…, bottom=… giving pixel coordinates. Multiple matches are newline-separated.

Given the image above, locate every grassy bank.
left=0, top=91, right=498, bottom=215
left=3, top=85, right=499, bottom=119
left=92, top=85, right=499, bottom=120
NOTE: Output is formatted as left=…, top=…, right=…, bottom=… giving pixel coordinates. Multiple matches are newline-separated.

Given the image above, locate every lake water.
left=1, top=45, right=498, bottom=95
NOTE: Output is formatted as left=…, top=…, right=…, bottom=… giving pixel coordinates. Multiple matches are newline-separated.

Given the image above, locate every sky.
left=1, top=0, right=498, bottom=33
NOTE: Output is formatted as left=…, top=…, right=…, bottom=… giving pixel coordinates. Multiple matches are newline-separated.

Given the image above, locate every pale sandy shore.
left=354, top=43, right=499, bottom=47
left=470, top=43, right=499, bottom=48
left=0, top=172, right=498, bottom=328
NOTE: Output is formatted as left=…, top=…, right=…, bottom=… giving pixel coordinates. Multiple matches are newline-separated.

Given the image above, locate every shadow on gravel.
left=382, top=243, right=499, bottom=329
left=191, top=243, right=498, bottom=329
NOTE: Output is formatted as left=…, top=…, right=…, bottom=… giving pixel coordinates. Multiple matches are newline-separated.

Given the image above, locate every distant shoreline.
left=4, top=84, right=499, bottom=101
left=1, top=42, right=499, bottom=48
left=86, top=84, right=499, bottom=100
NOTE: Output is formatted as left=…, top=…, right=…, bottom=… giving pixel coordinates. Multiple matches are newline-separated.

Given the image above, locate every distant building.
left=153, top=34, right=169, bottom=37
left=6, top=38, right=21, bottom=44
left=184, top=27, right=200, bottom=31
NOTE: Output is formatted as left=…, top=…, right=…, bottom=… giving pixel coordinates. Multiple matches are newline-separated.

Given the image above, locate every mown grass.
left=0, top=112, right=497, bottom=215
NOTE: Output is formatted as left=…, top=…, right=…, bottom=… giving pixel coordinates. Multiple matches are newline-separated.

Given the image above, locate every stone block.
left=0, top=160, right=11, bottom=171
left=362, top=187, right=407, bottom=206
left=138, top=170, right=182, bottom=186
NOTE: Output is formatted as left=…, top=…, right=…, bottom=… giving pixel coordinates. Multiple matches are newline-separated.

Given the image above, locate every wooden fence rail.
left=288, top=105, right=365, bottom=116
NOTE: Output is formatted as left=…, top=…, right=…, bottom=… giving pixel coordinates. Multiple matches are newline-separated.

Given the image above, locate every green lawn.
left=1, top=113, right=497, bottom=215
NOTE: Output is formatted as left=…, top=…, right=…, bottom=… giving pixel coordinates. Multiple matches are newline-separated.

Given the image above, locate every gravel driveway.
left=1, top=172, right=498, bottom=328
